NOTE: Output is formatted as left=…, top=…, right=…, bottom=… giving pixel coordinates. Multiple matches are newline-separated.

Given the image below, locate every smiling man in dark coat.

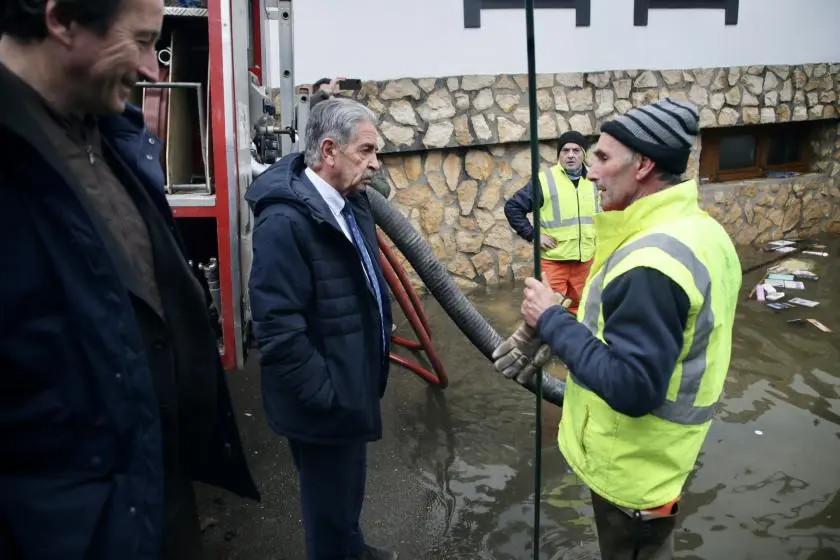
left=0, top=1, right=258, bottom=558
left=246, top=97, right=397, bottom=560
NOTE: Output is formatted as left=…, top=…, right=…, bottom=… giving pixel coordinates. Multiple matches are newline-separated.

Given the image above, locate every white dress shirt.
left=305, top=167, right=352, bottom=242
left=305, top=168, right=388, bottom=336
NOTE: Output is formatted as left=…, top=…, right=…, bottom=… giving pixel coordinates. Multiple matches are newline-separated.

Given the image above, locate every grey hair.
left=303, top=97, right=377, bottom=166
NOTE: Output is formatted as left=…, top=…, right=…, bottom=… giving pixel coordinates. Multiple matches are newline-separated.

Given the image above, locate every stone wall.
left=362, top=63, right=839, bottom=154
left=340, top=62, right=840, bottom=291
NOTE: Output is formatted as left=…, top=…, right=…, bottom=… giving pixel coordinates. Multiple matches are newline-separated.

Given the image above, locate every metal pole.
left=523, top=0, right=543, bottom=558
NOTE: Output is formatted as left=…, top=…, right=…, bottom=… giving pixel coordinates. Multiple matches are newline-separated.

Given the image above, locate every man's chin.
left=601, top=198, right=620, bottom=212
left=102, top=94, right=127, bottom=115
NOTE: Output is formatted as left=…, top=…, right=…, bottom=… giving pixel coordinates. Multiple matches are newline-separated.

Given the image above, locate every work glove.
left=491, top=293, right=573, bottom=381
left=513, top=343, right=553, bottom=386
left=491, top=321, right=543, bottom=379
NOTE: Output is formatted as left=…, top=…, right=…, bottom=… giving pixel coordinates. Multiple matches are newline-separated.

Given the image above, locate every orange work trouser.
left=540, top=259, right=593, bottom=316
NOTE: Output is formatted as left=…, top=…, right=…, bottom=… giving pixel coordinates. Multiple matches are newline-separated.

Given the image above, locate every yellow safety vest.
left=558, top=180, right=742, bottom=511
left=538, top=164, right=600, bottom=262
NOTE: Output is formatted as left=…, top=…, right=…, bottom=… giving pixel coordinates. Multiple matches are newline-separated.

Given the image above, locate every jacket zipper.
left=339, top=221, right=386, bottom=363
left=580, top=405, right=590, bottom=456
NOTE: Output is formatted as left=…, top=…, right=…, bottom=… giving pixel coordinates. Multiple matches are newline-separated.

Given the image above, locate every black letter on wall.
left=634, top=0, right=739, bottom=26
left=464, top=0, right=590, bottom=29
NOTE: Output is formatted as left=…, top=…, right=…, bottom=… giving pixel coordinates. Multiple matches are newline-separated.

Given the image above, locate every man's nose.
left=139, top=49, right=160, bottom=83
left=369, top=155, right=381, bottom=171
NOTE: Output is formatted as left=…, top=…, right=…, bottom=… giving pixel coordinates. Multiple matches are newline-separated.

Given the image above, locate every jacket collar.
left=304, top=167, right=347, bottom=217
left=0, top=61, right=63, bottom=158
left=246, top=152, right=363, bottom=235
left=552, top=162, right=589, bottom=180
left=592, top=180, right=700, bottom=261
left=0, top=62, right=107, bottom=207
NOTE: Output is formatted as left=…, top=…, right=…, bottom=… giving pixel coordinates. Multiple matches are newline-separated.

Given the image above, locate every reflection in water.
left=390, top=238, right=840, bottom=559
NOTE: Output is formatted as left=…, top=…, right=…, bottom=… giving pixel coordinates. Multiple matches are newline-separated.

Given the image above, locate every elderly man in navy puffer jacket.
left=246, top=97, right=398, bottom=560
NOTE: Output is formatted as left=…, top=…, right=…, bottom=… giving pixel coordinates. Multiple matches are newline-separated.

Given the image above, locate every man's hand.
left=540, top=234, right=557, bottom=250
left=493, top=280, right=572, bottom=381
left=521, top=275, right=571, bottom=327
left=328, top=76, right=347, bottom=95
left=491, top=321, right=543, bottom=379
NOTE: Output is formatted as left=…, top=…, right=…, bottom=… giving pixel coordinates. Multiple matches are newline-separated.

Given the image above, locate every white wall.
left=290, top=0, right=840, bottom=84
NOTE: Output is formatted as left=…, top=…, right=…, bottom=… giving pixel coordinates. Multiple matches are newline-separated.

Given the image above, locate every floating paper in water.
left=787, top=317, right=832, bottom=332
left=776, top=258, right=816, bottom=272
left=765, top=279, right=805, bottom=290
left=792, top=270, right=820, bottom=280
left=807, top=319, right=831, bottom=333
left=761, top=283, right=785, bottom=302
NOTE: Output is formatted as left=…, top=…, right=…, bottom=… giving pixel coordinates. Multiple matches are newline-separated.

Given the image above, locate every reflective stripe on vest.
left=579, top=232, right=716, bottom=426
left=540, top=170, right=600, bottom=229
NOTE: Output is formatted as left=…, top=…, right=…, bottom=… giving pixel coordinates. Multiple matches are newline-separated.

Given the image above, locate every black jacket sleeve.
left=535, top=266, right=690, bottom=417
left=504, top=183, right=542, bottom=242
left=248, top=212, right=336, bottom=410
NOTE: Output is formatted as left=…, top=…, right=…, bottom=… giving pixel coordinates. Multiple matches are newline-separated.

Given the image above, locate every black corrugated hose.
left=366, top=187, right=565, bottom=408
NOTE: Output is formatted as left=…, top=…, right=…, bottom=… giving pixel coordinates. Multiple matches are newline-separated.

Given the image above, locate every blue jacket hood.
left=245, top=152, right=335, bottom=224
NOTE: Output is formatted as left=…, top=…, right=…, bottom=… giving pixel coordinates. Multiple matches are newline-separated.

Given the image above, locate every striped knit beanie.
left=600, top=98, right=699, bottom=175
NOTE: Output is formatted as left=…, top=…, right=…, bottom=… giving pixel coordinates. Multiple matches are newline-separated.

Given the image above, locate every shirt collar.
left=305, top=167, right=346, bottom=216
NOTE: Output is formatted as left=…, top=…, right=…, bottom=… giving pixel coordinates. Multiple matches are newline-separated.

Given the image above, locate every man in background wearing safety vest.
left=494, top=98, right=741, bottom=559
left=504, top=130, right=600, bottom=315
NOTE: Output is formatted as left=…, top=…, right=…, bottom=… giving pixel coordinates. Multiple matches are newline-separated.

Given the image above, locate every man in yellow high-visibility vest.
left=494, top=98, right=742, bottom=559
left=504, top=131, right=600, bottom=315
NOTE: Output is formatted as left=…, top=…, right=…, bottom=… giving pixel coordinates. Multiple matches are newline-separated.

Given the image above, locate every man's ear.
left=635, top=155, right=656, bottom=182
left=44, top=0, right=77, bottom=47
left=320, top=138, right=337, bottom=166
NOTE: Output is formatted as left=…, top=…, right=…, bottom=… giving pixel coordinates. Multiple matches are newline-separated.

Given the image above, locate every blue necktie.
left=341, top=204, right=387, bottom=355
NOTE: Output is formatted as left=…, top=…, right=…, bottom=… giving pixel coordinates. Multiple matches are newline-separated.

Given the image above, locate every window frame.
left=463, top=0, right=590, bottom=29
left=699, top=122, right=813, bottom=183
left=634, top=0, right=739, bottom=26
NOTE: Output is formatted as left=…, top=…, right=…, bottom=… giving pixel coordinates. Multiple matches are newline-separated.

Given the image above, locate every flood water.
left=198, top=237, right=840, bottom=559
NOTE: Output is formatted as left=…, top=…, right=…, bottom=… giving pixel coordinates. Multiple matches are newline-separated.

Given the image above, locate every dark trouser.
left=591, top=491, right=676, bottom=560
left=288, top=439, right=368, bottom=560
left=159, top=474, right=204, bottom=560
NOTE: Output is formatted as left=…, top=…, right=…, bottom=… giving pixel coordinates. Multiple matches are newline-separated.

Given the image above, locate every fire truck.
left=140, top=1, right=453, bottom=387
left=134, top=1, right=304, bottom=371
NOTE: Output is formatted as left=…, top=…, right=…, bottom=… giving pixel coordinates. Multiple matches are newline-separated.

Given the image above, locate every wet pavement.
left=197, top=237, right=840, bottom=559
